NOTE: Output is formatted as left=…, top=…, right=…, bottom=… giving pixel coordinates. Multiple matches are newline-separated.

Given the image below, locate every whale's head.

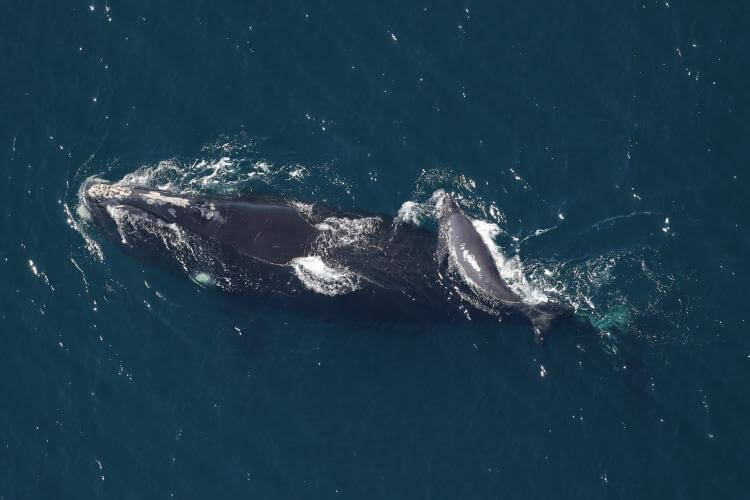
left=431, top=189, right=462, bottom=220
left=81, top=179, right=196, bottom=239
left=81, top=180, right=131, bottom=236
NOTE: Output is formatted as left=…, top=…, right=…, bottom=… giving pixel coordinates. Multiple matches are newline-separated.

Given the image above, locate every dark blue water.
left=3, top=1, right=750, bottom=497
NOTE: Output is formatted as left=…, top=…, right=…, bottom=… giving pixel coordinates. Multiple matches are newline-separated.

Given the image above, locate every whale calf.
left=82, top=180, right=567, bottom=337
left=435, top=191, right=561, bottom=340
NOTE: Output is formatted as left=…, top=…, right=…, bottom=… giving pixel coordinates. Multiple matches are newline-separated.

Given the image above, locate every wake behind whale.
left=79, top=179, right=570, bottom=339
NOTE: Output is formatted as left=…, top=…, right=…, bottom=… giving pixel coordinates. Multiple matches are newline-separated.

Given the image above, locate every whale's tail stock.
left=525, top=302, right=575, bottom=343
left=529, top=308, right=554, bottom=343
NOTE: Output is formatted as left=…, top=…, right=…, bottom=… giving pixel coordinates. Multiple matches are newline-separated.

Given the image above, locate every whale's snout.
left=82, top=180, right=134, bottom=207
left=431, top=189, right=461, bottom=219
left=80, top=180, right=200, bottom=236
left=79, top=179, right=144, bottom=235
left=80, top=179, right=116, bottom=232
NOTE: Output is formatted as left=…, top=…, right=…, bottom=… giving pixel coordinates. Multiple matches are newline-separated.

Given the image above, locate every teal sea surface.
left=2, top=1, right=749, bottom=498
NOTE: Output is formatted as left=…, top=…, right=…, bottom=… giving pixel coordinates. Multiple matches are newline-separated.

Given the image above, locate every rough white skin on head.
left=87, top=183, right=133, bottom=200
left=87, top=183, right=191, bottom=208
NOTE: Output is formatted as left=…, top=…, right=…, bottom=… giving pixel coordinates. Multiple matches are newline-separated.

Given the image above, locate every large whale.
left=81, top=180, right=566, bottom=338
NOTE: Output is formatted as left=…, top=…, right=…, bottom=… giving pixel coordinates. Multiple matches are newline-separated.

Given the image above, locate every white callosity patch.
left=87, top=182, right=133, bottom=201
left=76, top=203, right=93, bottom=222
left=192, top=157, right=235, bottom=187
left=86, top=182, right=188, bottom=211
left=87, top=182, right=191, bottom=210
left=291, top=256, right=361, bottom=296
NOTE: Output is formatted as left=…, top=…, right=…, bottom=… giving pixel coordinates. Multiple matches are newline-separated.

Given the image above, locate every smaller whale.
left=435, top=191, right=563, bottom=341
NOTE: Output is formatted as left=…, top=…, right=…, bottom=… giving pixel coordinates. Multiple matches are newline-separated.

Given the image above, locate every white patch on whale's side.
left=104, top=204, right=197, bottom=273
left=193, top=202, right=226, bottom=223
left=105, top=205, right=131, bottom=244
left=291, top=256, right=361, bottom=296
left=141, top=191, right=190, bottom=207
left=191, top=272, right=216, bottom=287
left=460, top=245, right=482, bottom=272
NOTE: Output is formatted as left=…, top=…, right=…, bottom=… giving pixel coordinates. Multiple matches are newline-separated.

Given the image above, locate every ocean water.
left=2, top=0, right=749, bottom=498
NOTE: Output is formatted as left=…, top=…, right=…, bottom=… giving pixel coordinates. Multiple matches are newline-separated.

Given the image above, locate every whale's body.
left=85, top=182, right=318, bottom=264
left=82, top=180, right=565, bottom=337
left=436, top=192, right=557, bottom=340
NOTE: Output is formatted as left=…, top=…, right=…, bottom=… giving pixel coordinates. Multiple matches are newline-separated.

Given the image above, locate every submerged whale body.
left=82, top=180, right=567, bottom=338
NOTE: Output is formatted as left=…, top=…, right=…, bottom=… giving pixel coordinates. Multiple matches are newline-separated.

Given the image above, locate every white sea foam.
left=66, top=202, right=104, bottom=261
left=76, top=203, right=92, bottom=222
left=192, top=157, right=235, bottom=187
left=315, top=216, right=381, bottom=247
left=291, top=256, right=361, bottom=296
left=291, top=201, right=315, bottom=218
left=288, top=165, right=307, bottom=179
left=396, top=200, right=432, bottom=225
left=471, top=219, right=549, bottom=305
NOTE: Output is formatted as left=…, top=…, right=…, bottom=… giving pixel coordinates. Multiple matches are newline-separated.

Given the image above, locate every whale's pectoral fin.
left=436, top=238, right=448, bottom=268
left=435, top=223, right=449, bottom=268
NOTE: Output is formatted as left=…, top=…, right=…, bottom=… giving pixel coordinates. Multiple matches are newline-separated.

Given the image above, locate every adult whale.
left=81, top=180, right=566, bottom=337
